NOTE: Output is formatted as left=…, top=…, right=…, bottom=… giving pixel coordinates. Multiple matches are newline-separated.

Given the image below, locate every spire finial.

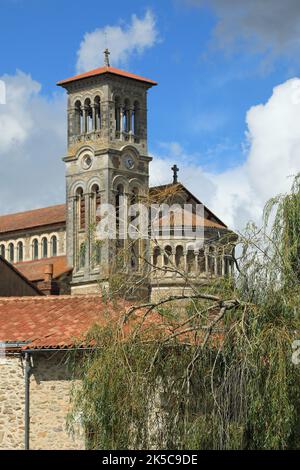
left=104, top=48, right=110, bottom=67
left=171, top=164, right=179, bottom=184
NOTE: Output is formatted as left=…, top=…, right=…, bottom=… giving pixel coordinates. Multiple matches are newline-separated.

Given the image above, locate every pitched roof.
left=0, top=296, right=169, bottom=350
left=0, top=204, right=66, bottom=235
left=0, top=295, right=225, bottom=351
left=149, top=183, right=227, bottom=228
left=15, top=256, right=71, bottom=282
left=154, top=208, right=226, bottom=230
left=57, top=66, right=157, bottom=87
left=0, top=256, right=43, bottom=296
left=0, top=296, right=120, bottom=349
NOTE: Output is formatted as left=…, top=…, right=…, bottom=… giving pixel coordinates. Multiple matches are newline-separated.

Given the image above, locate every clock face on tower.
left=81, top=154, right=93, bottom=170
left=124, top=155, right=135, bottom=169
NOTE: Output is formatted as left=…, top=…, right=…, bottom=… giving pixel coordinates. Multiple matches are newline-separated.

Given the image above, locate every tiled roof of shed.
left=0, top=296, right=124, bottom=349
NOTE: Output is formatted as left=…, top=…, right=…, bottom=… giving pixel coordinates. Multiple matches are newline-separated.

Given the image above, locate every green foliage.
left=69, top=175, right=300, bottom=450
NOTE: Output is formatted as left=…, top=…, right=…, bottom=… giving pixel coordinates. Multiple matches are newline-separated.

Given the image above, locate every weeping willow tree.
left=68, top=176, right=300, bottom=450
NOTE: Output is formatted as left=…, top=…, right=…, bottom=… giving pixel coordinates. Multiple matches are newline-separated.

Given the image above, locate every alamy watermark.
left=94, top=202, right=205, bottom=242
left=0, top=80, right=6, bottom=105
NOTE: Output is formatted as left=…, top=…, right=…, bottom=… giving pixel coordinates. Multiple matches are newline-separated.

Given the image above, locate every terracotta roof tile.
left=0, top=296, right=123, bottom=349
left=154, top=208, right=226, bottom=230
left=0, top=296, right=224, bottom=350
left=0, top=204, right=66, bottom=235
left=57, top=66, right=157, bottom=87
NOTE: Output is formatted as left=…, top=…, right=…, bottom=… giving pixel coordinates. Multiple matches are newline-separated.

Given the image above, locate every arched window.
left=187, top=248, right=195, bottom=273
left=123, top=99, right=131, bottom=133
left=79, top=242, right=86, bottom=269
left=42, top=237, right=48, bottom=258
left=198, top=248, right=205, bottom=273
left=8, top=243, right=14, bottom=263
left=0, top=244, right=5, bottom=259
left=131, top=187, right=139, bottom=205
left=32, top=239, right=39, bottom=260
left=93, top=241, right=101, bottom=266
left=153, top=247, right=160, bottom=267
left=94, top=96, right=101, bottom=130
left=175, top=245, right=184, bottom=269
left=133, top=100, right=140, bottom=136
left=84, top=98, right=93, bottom=133
left=164, top=245, right=172, bottom=266
left=74, top=100, right=83, bottom=134
left=17, top=241, right=24, bottom=262
left=76, top=188, right=85, bottom=230
left=91, top=184, right=101, bottom=223
left=50, top=236, right=57, bottom=257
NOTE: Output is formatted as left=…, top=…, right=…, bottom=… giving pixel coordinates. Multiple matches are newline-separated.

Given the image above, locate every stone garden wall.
left=0, top=351, right=84, bottom=450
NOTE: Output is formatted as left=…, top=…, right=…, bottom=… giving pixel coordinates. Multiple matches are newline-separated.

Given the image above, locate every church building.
left=0, top=53, right=236, bottom=450
left=0, top=50, right=234, bottom=300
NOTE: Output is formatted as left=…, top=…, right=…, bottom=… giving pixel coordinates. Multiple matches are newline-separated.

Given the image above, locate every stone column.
left=221, top=248, right=225, bottom=276
left=194, top=250, right=199, bottom=274
left=120, top=106, right=124, bottom=137
left=83, top=107, right=88, bottom=133
left=91, top=104, right=96, bottom=131
left=183, top=249, right=187, bottom=272
left=204, top=246, right=209, bottom=276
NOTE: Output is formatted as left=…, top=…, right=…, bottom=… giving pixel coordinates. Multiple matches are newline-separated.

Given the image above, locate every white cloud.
left=76, top=10, right=158, bottom=72
left=0, top=71, right=66, bottom=215
left=1, top=70, right=299, bottom=235
left=150, top=78, right=300, bottom=230
left=186, top=0, right=300, bottom=67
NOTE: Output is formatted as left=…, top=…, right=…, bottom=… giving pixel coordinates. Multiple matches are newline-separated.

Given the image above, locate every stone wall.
left=0, top=355, right=25, bottom=449
left=0, top=351, right=84, bottom=450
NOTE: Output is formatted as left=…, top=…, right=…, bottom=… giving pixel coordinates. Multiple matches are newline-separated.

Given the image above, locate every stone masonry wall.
left=0, top=355, right=25, bottom=449
left=0, top=352, right=84, bottom=450
left=29, top=352, right=84, bottom=450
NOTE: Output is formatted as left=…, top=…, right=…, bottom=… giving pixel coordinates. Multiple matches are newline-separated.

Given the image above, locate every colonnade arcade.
left=152, top=243, right=233, bottom=277
left=70, top=95, right=141, bottom=144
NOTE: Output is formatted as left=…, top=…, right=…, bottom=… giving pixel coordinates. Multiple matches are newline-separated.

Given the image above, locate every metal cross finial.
left=104, top=48, right=110, bottom=67
left=171, top=164, right=179, bottom=184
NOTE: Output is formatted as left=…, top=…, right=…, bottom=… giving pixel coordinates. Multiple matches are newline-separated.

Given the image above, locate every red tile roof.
left=0, top=295, right=224, bottom=351
left=57, top=66, right=157, bottom=87
left=0, top=204, right=66, bottom=235
left=154, top=208, right=226, bottom=230
left=0, top=296, right=120, bottom=349
left=15, top=256, right=71, bottom=282
left=0, top=296, right=168, bottom=350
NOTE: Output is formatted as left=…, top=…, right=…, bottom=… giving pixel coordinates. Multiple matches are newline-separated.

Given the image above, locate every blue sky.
left=1, top=0, right=300, bottom=228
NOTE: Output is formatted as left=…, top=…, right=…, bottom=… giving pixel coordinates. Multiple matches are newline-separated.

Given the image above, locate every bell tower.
left=57, top=52, right=157, bottom=295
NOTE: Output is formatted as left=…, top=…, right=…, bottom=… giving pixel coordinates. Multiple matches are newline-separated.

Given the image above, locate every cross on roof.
left=171, top=164, right=179, bottom=184
left=104, top=48, right=110, bottom=67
